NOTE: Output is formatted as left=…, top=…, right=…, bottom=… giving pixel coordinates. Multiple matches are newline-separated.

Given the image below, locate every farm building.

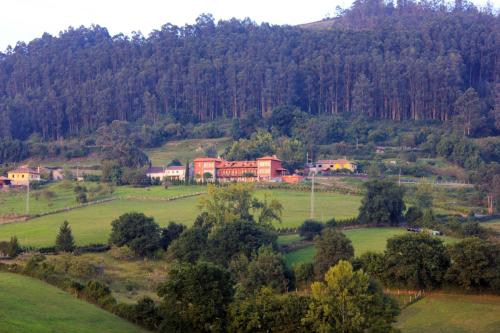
left=7, top=165, right=41, bottom=186
left=146, top=165, right=187, bottom=181
left=308, top=159, right=357, bottom=174
left=193, top=155, right=287, bottom=182
left=282, top=174, right=304, bottom=183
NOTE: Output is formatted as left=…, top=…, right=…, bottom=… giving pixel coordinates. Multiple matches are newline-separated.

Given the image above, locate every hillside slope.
left=0, top=272, right=145, bottom=333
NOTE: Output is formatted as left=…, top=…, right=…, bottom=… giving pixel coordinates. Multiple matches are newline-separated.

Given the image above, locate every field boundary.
left=0, top=192, right=206, bottom=227
left=0, top=197, right=117, bottom=225
left=119, top=191, right=205, bottom=202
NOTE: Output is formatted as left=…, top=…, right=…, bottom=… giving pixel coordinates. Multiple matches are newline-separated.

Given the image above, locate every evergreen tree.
left=7, top=236, right=21, bottom=258
left=55, top=221, right=75, bottom=252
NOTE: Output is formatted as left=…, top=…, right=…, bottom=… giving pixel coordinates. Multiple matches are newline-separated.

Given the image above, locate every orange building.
left=282, top=174, right=304, bottom=183
left=193, top=155, right=286, bottom=182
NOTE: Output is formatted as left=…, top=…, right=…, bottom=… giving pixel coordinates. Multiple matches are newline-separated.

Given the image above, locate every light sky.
left=0, top=0, right=495, bottom=51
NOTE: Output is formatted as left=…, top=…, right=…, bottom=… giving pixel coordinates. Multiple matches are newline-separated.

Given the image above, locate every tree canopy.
left=0, top=2, right=497, bottom=142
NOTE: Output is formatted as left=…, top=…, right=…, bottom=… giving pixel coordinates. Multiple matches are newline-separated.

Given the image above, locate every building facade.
left=7, top=165, right=41, bottom=186
left=308, top=159, right=357, bottom=174
left=146, top=165, right=187, bottom=181
left=193, top=155, right=286, bottom=182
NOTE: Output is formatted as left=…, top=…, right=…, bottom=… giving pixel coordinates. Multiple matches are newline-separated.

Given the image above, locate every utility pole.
left=26, top=177, right=30, bottom=216
left=310, top=166, right=315, bottom=219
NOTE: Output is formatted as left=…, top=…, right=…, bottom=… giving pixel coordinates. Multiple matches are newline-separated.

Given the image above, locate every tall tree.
left=55, top=221, right=75, bottom=252
left=358, top=179, right=405, bottom=226
left=454, top=88, right=483, bottom=136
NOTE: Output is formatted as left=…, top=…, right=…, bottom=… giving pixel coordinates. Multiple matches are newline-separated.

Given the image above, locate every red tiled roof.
left=167, top=166, right=185, bottom=170
left=194, top=157, right=221, bottom=162
left=9, top=165, right=39, bottom=174
left=257, top=155, right=281, bottom=161
left=317, top=159, right=356, bottom=165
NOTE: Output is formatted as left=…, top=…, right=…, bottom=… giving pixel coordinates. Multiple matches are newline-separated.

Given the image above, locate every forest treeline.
left=0, top=0, right=498, bottom=141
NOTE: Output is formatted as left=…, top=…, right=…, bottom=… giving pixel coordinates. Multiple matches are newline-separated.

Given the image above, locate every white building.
left=146, top=165, right=186, bottom=181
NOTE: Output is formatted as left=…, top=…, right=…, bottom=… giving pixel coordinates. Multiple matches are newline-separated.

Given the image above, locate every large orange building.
left=193, top=155, right=286, bottom=182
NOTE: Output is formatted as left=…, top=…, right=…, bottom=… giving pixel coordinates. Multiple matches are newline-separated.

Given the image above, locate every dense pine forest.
left=0, top=0, right=498, bottom=142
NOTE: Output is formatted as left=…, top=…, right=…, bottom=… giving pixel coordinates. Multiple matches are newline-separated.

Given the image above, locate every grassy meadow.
left=0, top=185, right=361, bottom=247
left=396, top=294, right=500, bottom=333
left=282, top=228, right=458, bottom=266
left=145, top=137, right=232, bottom=166
left=0, top=272, right=145, bottom=333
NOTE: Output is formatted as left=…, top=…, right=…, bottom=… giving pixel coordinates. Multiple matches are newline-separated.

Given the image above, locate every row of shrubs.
left=276, top=217, right=362, bottom=235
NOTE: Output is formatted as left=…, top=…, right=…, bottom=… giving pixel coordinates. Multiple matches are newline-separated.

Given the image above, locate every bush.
left=298, top=220, right=324, bottom=241
left=109, top=212, right=161, bottom=257
left=83, top=280, right=116, bottom=309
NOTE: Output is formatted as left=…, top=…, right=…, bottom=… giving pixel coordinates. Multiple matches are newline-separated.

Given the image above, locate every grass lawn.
left=396, top=294, right=500, bottom=333
left=283, top=228, right=458, bottom=266
left=145, top=137, right=232, bottom=166
left=0, top=272, right=145, bottom=333
left=0, top=186, right=360, bottom=247
left=0, top=196, right=201, bottom=247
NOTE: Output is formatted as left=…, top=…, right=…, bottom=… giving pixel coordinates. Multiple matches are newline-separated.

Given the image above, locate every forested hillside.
left=0, top=0, right=498, bottom=141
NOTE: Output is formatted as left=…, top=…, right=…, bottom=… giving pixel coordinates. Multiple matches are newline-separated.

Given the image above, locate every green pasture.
left=145, top=137, right=232, bottom=166
left=396, top=294, right=500, bottom=333
left=0, top=186, right=361, bottom=247
left=0, top=183, right=206, bottom=217
left=283, top=228, right=458, bottom=266
left=0, top=272, right=144, bottom=333
left=0, top=196, right=201, bottom=247
left=0, top=182, right=78, bottom=216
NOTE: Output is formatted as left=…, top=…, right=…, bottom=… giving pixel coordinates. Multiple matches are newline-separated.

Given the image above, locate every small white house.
left=146, top=165, right=186, bottom=181
left=164, top=166, right=186, bottom=181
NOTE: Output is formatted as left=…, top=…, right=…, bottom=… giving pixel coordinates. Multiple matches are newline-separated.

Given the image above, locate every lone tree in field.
left=198, top=183, right=283, bottom=228
left=358, top=179, right=405, bottom=226
left=56, top=221, right=75, bottom=252
left=298, top=219, right=324, bottom=240
left=109, top=212, right=160, bottom=257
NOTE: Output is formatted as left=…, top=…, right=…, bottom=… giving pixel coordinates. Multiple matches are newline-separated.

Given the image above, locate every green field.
left=396, top=294, right=500, bottom=333
left=283, top=228, right=458, bottom=266
left=0, top=186, right=360, bottom=247
left=145, top=137, right=232, bottom=166
left=0, top=272, right=144, bottom=333
left=0, top=182, right=80, bottom=216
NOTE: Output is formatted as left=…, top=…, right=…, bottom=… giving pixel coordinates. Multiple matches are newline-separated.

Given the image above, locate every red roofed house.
left=193, top=155, right=286, bottom=182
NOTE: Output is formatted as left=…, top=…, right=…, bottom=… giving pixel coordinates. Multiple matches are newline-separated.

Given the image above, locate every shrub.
left=298, top=220, right=324, bottom=240
left=109, top=212, right=161, bottom=257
